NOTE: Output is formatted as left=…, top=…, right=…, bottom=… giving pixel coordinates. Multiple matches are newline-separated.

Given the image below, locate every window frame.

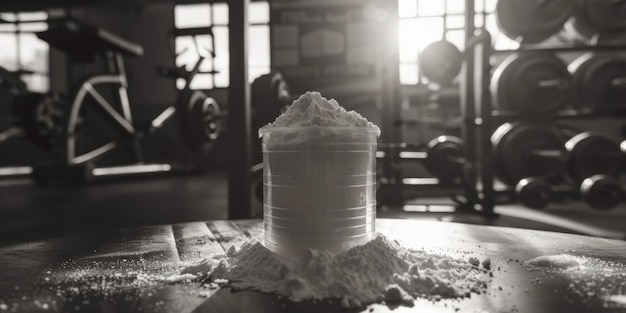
left=0, top=11, right=49, bottom=92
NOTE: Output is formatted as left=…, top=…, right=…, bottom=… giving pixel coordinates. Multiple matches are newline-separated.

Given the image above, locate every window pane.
left=446, top=0, right=464, bottom=14
left=18, top=22, right=48, bottom=32
left=446, top=29, right=465, bottom=50
left=418, top=0, right=444, bottom=16
left=0, top=23, right=17, bottom=32
left=485, top=0, right=498, bottom=13
left=249, top=1, right=269, bottom=24
left=398, top=0, right=417, bottom=18
left=190, top=73, right=213, bottom=90
left=175, top=36, right=198, bottom=71
left=399, top=63, right=419, bottom=85
left=398, top=18, right=419, bottom=63
left=214, top=70, right=228, bottom=88
left=249, top=25, right=269, bottom=67
left=23, top=73, right=49, bottom=92
left=474, top=13, right=484, bottom=28
left=0, top=12, right=17, bottom=22
left=446, top=15, right=464, bottom=29
left=0, top=33, right=17, bottom=71
left=17, top=11, right=46, bottom=22
left=213, top=3, right=228, bottom=25
left=19, top=33, right=48, bottom=73
left=175, top=4, right=211, bottom=28
left=475, top=0, right=484, bottom=13
left=213, top=26, right=229, bottom=84
left=415, top=17, right=444, bottom=51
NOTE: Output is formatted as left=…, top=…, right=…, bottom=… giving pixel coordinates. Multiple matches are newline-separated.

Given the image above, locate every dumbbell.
left=491, top=53, right=572, bottom=114
left=516, top=175, right=624, bottom=210
left=492, top=122, right=624, bottom=185
left=419, top=40, right=463, bottom=86
left=564, top=0, right=626, bottom=44
left=495, top=0, right=575, bottom=44
left=423, top=136, right=466, bottom=183
left=569, top=53, right=626, bottom=112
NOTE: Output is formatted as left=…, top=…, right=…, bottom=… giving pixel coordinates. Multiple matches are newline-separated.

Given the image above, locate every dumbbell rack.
left=465, top=30, right=626, bottom=217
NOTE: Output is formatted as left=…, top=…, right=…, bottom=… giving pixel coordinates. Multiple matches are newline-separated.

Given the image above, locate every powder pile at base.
left=182, top=234, right=491, bottom=308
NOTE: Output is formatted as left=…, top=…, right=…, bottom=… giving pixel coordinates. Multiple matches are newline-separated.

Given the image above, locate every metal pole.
left=461, top=0, right=478, bottom=211
left=228, top=0, right=252, bottom=219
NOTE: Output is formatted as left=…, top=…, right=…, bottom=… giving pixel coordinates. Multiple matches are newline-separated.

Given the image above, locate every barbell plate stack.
left=495, top=0, right=575, bottom=44
left=515, top=178, right=552, bottom=209
left=492, top=122, right=565, bottom=186
left=565, top=0, right=626, bottom=44
left=580, top=174, right=623, bottom=210
left=419, top=41, right=463, bottom=86
left=565, top=132, right=622, bottom=181
left=491, top=53, right=572, bottom=114
left=569, top=53, right=626, bottom=112
left=424, top=135, right=464, bottom=183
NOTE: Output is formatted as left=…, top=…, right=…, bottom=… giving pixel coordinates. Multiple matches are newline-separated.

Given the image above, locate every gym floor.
left=1, top=170, right=625, bottom=247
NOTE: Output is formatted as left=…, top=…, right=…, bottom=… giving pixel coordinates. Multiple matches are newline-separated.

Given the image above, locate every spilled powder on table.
left=523, top=254, right=582, bottom=269
left=181, top=234, right=490, bottom=307
left=522, top=253, right=626, bottom=308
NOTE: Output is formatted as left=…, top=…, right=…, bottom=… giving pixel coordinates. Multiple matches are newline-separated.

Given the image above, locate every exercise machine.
left=32, top=19, right=222, bottom=184
left=0, top=67, right=64, bottom=178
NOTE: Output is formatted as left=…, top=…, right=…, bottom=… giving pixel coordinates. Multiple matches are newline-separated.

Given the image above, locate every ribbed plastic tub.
left=259, top=126, right=379, bottom=258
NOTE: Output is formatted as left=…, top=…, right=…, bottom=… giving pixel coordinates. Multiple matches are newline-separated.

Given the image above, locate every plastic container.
left=259, top=126, right=379, bottom=259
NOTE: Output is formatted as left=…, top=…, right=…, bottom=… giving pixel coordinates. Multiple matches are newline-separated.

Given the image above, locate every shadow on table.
left=192, top=287, right=360, bottom=313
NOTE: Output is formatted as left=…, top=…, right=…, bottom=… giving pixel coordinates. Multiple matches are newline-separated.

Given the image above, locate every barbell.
left=491, top=53, right=572, bottom=114
left=569, top=53, right=626, bottom=112
left=516, top=175, right=623, bottom=210
left=492, top=122, right=624, bottom=185
left=495, top=0, right=575, bottom=44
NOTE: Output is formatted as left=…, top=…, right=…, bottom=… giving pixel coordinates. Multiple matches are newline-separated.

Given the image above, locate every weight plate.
left=495, top=0, right=575, bottom=44
left=515, top=178, right=551, bottom=209
left=492, top=122, right=565, bottom=186
left=565, top=132, right=622, bottom=181
left=491, top=53, right=571, bottom=114
left=180, top=91, right=222, bottom=154
left=17, top=92, right=66, bottom=149
left=569, top=53, right=626, bottom=112
left=580, top=174, right=623, bottom=210
left=424, top=135, right=464, bottom=183
left=419, top=41, right=463, bottom=86
left=566, top=0, right=626, bottom=42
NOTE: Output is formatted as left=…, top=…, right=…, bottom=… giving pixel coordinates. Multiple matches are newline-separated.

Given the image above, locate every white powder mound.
left=263, top=91, right=379, bottom=130
left=185, top=234, right=489, bottom=308
left=524, top=254, right=582, bottom=269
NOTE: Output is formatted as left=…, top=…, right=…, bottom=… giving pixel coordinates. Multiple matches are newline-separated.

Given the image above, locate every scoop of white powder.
left=262, top=91, right=380, bottom=130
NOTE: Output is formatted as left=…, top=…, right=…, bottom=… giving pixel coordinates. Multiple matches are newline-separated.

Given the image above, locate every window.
left=0, top=11, right=49, bottom=92
left=174, top=1, right=270, bottom=90
left=397, top=0, right=518, bottom=85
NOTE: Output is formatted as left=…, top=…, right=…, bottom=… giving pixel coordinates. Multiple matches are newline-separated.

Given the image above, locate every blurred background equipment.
left=32, top=19, right=228, bottom=184
left=491, top=53, right=572, bottom=114
left=569, top=53, right=626, bottom=112
left=565, top=0, right=626, bottom=45
left=495, top=0, right=574, bottom=43
left=419, top=40, right=463, bottom=86
left=0, top=0, right=625, bottom=243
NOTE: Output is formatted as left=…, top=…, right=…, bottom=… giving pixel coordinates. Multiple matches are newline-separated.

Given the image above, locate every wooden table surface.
left=1, top=218, right=626, bottom=313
